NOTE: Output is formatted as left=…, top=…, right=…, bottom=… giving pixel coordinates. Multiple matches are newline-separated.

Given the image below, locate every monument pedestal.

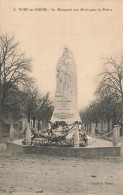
left=51, top=92, right=80, bottom=124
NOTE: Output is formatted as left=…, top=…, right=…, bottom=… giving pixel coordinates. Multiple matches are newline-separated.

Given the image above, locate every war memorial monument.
left=7, top=48, right=122, bottom=158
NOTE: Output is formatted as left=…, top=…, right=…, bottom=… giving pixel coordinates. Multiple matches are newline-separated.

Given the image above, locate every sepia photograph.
left=0, top=0, right=123, bottom=194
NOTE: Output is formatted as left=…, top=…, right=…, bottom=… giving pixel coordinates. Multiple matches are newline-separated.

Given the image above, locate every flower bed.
left=22, top=133, right=88, bottom=147
left=22, top=121, right=88, bottom=147
left=32, top=137, right=73, bottom=147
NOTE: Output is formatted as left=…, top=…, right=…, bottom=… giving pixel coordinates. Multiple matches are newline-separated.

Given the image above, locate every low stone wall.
left=6, top=141, right=123, bottom=158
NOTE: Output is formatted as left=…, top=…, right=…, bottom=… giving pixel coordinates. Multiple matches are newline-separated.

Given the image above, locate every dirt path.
left=0, top=142, right=123, bottom=195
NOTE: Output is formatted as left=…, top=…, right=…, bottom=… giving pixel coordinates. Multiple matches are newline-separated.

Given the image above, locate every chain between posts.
left=13, top=121, right=79, bottom=138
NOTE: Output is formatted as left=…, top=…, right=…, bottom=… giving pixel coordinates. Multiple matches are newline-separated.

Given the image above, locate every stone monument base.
left=6, top=140, right=123, bottom=158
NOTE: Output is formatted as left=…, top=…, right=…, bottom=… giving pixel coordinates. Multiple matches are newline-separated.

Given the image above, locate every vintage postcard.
left=0, top=0, right=123, bottom=194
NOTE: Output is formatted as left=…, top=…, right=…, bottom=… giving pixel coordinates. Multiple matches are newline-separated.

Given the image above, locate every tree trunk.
left=121, top=115, right=123, bottom=136
left=28, top=112, right=30, bottom=123
left=38, top=121, right=40, bottom=130
left=0, top=121, right=2, bottom=139
left=101, top=120, right=103, bottom=132
left=107, top=120, right=110, bottom=132
left=0, top=58, right=2, bottom=139
left=0, top=102, right=2, bottom=139
left=33, top=117, right=35, bottom=128
left=121, top=99, right=123, bottom=136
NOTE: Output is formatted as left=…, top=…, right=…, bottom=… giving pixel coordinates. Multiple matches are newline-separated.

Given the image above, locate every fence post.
left=113, top=125, right=119, bottom=146
left=26, top=124, right=31, bottom=145
left=74, top=122, right=79, bottom=148
left=9, top=124, right=14, bottom=142
left=91, top=124, right=96, bottom=136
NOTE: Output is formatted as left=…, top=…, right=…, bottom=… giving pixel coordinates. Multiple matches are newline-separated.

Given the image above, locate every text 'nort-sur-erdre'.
left=14, top=8, right=112, bottom=12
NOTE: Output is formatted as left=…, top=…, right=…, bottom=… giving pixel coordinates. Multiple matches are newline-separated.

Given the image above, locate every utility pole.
left=0, top=54, right=2, bottom=138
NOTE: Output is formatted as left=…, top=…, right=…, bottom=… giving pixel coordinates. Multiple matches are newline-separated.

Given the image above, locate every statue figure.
left=56, top=48, right=72, bottom=94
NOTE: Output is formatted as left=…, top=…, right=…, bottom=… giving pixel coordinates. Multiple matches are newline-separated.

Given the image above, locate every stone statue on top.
left=56, top=48, right=73, bottom=94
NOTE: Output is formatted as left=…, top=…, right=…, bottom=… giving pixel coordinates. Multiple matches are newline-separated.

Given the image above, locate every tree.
left=80, top=100, right=101, bottom=131
left=0, top=34, right=32, bottom=137
left=80, top=96, right=118, bottom=132
left=37, top=92, right=53, bottom=128
left=0, top=55, right=2, bottom=138
left=22, top=85, right=53, bottom=129
left=96, top=55, right=123, bottom=132
left=98, top=96, right=117, bottom=131
left=22, top=85, right=41, bottom=126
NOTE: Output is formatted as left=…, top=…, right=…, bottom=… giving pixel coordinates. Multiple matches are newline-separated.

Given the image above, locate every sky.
left=0, top=0, right=123, bottom=108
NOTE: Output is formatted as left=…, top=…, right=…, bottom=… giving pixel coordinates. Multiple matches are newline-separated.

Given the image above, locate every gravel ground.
left=0, top=141, right=123, bottom=195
